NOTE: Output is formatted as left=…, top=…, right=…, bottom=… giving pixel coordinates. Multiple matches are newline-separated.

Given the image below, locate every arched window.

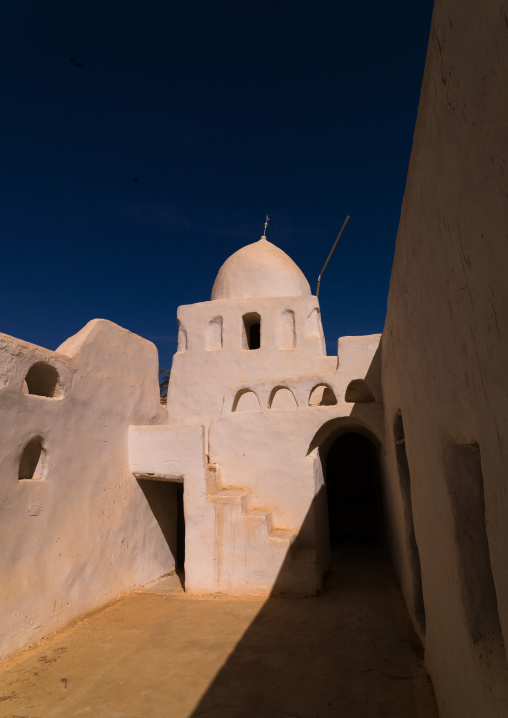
left=345, top=379, right=375, bottom=403
left=24, top=362, right=60, bottom=398
left=18, top=437, right=46, bottom=480
left=206, top=316, right=223, bottom=351
left=242, top=313, right=261, bottom=350
left=269, top=387, right=298, bottom=410
left=232, top=389, right=261, bottom=412
left=309, top=384, right=337, bottom=406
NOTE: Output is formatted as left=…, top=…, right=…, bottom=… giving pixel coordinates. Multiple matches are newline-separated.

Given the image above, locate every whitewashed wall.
left=381, top=0, right=508, bottom=714
left=0, top=319, right=169, bottom=660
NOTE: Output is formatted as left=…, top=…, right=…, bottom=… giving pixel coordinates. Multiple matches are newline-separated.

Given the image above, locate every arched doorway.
left=325, top=431, right=383, bottom=547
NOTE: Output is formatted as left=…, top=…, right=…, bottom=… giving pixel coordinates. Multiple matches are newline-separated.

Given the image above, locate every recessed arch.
left=309, top=384, right=337, bottom=407
left=306, top=307, right=326, bottom=354
left=307, top=307, right=322, bottom=336
left=345, top=379, right=375, bottom=403
left=205, top=316, right=223, bottom=351
left=177, top=321, right=187, bottom=353
left=269, top=386, right=298, bottom=410
left=306, top=418, right=385, bottom=576
left=24, top=362, right=60, bottom=398
left=307, top=416, right=383, bottom=457
left=278, top=309, right=295, bottom=350
left=18, top=437, right=46, bottom=480
left=232, top=389, right=261, bottom=413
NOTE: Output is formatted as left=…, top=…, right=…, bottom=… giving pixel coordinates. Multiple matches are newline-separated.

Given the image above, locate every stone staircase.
left=205, top=464, right=320, bottom=596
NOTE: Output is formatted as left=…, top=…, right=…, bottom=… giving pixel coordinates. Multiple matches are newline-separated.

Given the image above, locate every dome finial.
left=261, top=214, right=269, bottom=239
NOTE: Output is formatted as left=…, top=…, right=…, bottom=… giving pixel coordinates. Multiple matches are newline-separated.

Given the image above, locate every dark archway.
left=325, top=432, right=383, bottom=546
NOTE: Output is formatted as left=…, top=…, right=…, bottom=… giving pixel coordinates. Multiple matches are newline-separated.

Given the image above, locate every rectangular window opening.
left=242, top=313, right=261, bottom=350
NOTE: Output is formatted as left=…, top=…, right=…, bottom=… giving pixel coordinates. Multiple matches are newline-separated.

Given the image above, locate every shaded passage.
left=0, top=550, right=438, bottom=718
left=326, top=432, right=383, bottom=546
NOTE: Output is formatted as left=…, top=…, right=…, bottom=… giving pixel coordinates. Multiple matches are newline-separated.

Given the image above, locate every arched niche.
left=306, top=307, right=326, bottom=355
left=278, top=309, right=295, bottom=350
left=232, top=389, right=261, bottom=413
left=345, top=379, right=375, bottom=403
left=307, top=307, right=322, bottom=336
left=18, top=436, right=46, bottom=480
left=177, top=321, right=187, bottom=353
left=206, top=316, right=223, bottom=351
left=309, top=384, right=337, bottom=407
left=269, top=387, right=298, bottom=410
left=24, top=362, right=60, bottom=398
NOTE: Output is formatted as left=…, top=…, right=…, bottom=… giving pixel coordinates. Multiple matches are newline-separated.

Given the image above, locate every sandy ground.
left=0, top=549, right=439, bottom=718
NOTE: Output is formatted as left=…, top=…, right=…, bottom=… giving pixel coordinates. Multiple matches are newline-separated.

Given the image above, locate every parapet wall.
left=0, top=319, right=169, bottom=660
left=381, top=0, right=508, bottom=715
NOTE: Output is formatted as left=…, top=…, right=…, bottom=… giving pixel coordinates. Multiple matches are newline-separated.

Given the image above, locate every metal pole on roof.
left=316, top=215, right=350, bottom=298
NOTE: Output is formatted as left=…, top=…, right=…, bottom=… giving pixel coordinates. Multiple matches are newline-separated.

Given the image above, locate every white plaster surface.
left=129, top=424, right=204, bottom=482
left=0, top=320, right=169, bottom=660
left=182, top=331, right=382, bottom=595
left=381, top=0, right=508, bottom=714
left=211, top=237, right=311, bottom=300
left=166, top=295, right=332, bottom=442
left=156, top=235, right=383, bottom=596
left=209, top=397, right=384, bottom=546
left=0, top=230, right=385, bottom=655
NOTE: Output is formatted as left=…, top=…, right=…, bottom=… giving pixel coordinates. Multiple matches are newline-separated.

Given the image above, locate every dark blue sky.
left=1, top=1, right=434, bottom=367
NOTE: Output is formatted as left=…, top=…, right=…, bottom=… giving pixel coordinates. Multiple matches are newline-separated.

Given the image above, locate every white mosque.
left=0, top=231, right=383, bottom=664
left=131, top=232, right=383, bottom=596
left=2, top=6, right=507, bottom=712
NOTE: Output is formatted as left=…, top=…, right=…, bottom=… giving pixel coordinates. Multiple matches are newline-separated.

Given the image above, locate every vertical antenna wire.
left=316, top=215, right=350, bottom=298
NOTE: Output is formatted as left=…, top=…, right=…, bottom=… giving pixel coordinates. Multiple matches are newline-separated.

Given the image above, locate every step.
left=210, top=487, right=250, bottom=506
left=243, top=508, right=274, bottom=533
left=269, top=528, right=297, bottom=546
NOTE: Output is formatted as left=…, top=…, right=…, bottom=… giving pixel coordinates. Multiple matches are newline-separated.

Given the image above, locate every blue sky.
left=0, top=1, right=434, bottom=367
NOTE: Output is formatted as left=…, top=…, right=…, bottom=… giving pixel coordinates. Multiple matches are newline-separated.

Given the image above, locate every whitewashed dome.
left=211, top=237, right=312, bottom=300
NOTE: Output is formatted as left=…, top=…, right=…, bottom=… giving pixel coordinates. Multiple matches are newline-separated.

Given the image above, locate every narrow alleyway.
left=0, top=550, right=439, bottom=717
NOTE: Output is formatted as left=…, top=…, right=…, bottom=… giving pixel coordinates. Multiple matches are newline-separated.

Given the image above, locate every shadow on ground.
left=190, top=548, right=438, bottom=718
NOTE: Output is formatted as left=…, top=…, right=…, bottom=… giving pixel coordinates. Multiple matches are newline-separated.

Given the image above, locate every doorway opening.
left=137, top=479, right=185, bottom=575
left=325, top=431, right=383, bottom=547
